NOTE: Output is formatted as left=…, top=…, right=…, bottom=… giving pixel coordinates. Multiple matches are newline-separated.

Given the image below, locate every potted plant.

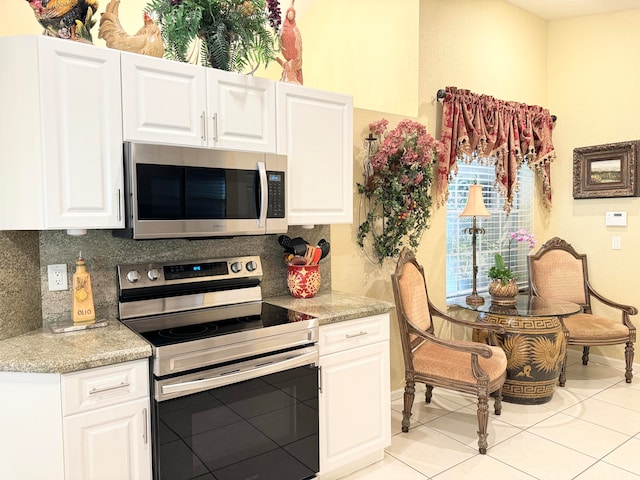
left=145, top=0, right=282, bottom=73
left=487, top=253, right=518, bottom=305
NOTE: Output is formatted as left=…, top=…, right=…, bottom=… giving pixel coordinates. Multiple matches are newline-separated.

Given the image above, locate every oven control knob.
left=246, top=260, right=257, bottom=272
left=147, top=268, right=160, bottom=281
left=230, top=261, right=243, bottom=273
left=126, top=270, right=141, bottom=283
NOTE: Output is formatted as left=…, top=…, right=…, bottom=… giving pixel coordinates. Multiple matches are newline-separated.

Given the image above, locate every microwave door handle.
left=257, top=161, right=267, bottom=228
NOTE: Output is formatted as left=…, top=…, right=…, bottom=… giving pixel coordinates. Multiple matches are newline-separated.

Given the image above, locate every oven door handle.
left=257, top=161, right=267, bottom=228
left=158, top=348, right=318, bottom=400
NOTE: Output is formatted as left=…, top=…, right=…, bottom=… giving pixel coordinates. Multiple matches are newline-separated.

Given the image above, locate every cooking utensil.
left=278, top=235, right=294, bottom=253
left=311, top=247, right=322, bottom=265
left=289, top=237, right=309, bottom=256
left=317, top=239, right=331, bottom=260
left=304, top=245, right=317, bottom=265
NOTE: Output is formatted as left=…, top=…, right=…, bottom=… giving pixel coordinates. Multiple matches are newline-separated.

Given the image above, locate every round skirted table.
left=449, top=295, right=581, bottom=405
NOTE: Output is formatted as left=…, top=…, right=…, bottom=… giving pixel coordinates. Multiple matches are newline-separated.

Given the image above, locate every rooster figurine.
left=26, top=0, right=99, bottom=43
left=277, top=0, right=303, bottom=85
left=98, top=0, right=164, bottom=58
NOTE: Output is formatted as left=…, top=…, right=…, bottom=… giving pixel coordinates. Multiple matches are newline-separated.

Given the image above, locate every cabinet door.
left=39, top=38, right=124, bottom=229
left=319, top=341, right=390, bottom=477
left=207, top=69, right=277, bottom=153
left=121, top=53, right=207, bottom=147
left=64, top=397, right=151, bottom=480
left=277, top=83, right=353, bottom=226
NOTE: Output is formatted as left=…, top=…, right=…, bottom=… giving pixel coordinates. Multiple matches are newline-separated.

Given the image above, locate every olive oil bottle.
left=72, top=253, right=95, bottom=324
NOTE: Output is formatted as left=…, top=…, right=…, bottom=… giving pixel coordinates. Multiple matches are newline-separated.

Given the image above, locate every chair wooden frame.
left=391, top=248, right=507, bottom=454
left=528, top=237, right=637, bottom=385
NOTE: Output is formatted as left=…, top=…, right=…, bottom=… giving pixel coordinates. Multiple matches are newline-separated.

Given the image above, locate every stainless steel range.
left=118, top=256, right=319, bottom=480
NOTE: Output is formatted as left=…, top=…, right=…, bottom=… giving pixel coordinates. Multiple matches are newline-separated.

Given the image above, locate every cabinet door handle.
left=346, top=331, right=368, bottom=339
left=116, top=188, right=122, bottom=222
left=200, top=111, right=207, bottom=142
left=212, top=113, right=219, bottom=142
left=142, top=407, right=148, bottom=445
left=88, top=381, right=130, bottom=395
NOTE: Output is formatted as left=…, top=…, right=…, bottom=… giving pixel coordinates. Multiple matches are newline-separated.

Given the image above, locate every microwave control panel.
left=267, top=171, right=286, bottom=218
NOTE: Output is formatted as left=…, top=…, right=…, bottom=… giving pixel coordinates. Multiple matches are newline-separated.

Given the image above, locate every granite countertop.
left=0, top=320, right=151, bottom=374
left=265, top=291, right=394, bottom=324
left=0, top=291, right=392, bottom=375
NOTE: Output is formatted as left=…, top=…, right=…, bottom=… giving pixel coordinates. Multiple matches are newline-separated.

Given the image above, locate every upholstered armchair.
left=528, top=237, right=637, bottom=385
left=391, top=248, right=507, bottom=454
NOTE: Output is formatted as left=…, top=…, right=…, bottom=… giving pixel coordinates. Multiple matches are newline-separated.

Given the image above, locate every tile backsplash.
left=0, top=231, right=41, bottom=340
left=0, top=226, right=331, bottom=337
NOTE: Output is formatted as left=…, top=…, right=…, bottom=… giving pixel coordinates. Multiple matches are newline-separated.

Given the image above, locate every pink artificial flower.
left=369, top=119, right=389, bottom=136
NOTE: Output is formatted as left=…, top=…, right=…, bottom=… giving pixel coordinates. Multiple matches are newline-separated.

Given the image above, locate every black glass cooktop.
left=136, top=302, right=314, bottom=348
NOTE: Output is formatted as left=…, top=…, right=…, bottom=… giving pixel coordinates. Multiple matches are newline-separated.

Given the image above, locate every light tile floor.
left=339, top=348, right=640, bottom=480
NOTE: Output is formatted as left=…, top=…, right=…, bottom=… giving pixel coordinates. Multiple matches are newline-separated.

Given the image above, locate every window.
left=446, top=162, right=534, bottom=299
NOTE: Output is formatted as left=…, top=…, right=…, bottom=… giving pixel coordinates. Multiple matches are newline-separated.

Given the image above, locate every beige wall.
left=546, top=11, right=640, bottom=358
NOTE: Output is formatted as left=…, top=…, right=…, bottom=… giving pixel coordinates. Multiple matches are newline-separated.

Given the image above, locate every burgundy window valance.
left=436, top=86, right=556, bottom=214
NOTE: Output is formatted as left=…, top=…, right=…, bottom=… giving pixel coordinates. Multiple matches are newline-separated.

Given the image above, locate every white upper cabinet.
left=207, top=69, right=277, bottom=152
left=121, top=53, right=276, bottom=153
left=276, top=83, right=353, bottom=226
left=0, top=36, right=124, bottom=230
left=121, top=53, right=206, bottom=147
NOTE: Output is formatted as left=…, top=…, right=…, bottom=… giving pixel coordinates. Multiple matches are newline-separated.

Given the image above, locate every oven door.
left=152, top=346, right=319, bottom=480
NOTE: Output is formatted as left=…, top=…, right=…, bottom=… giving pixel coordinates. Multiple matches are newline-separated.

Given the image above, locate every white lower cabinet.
left=0, top=359, right=150, bottom=480
left=62, top=360, right=151, bottom=480
left=318, top=314, right=391, bottom=479
left=63, top=398, right=150, bottom=480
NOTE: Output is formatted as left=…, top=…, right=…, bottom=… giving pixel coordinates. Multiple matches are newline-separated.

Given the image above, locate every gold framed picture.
left=573, top=140, right=640, bottom=199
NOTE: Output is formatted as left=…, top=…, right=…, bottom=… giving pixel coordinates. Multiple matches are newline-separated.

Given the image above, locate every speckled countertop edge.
left=0, top=291, right=391, bottom=374
left=0, top=320, right=151, bottom=374
left=265, top=291, right=394, bottom=324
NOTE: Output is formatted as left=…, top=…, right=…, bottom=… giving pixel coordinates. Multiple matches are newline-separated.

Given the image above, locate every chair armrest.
left=586, top=280, right=638, bottom=316
left=407, top=322, right=496, bottom=359
left=431, top=303, right=507, bottom=334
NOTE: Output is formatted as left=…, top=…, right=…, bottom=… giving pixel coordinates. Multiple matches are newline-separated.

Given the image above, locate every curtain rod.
left=436, top=89, right=557, bottom=122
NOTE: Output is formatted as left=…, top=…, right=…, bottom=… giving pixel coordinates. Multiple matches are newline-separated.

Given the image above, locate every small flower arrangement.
left=488, top=229, right=536, bottom=285
left=145, top=0, right=281, bottom=73
left=357, top=118, right=443, bottom=263
left=510, top=228, right=535, bottom=249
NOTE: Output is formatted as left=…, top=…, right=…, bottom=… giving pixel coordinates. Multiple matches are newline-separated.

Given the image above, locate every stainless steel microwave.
left=114, top=142, right=288, bottom=240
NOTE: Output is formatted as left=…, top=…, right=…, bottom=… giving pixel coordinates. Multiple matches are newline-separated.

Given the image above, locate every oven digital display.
left=164, top=261, right=229, bottom=280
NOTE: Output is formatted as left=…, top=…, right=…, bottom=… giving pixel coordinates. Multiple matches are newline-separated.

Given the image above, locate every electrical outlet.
left=48, top=264, right=68, bottom=291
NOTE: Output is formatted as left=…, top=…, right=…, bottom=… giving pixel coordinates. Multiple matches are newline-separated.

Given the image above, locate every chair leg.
left=402, top=381, right=415, bottom=433
left=559, top=350, right=568, bottom=387
left=425, top=384, right=433, bottom=404
left=625, top=341, right=634, bottom=383
left=582, top=346, right=590, bottom=365
left=493, top=387, right=502, bottom=416
left=476, top=392, right=489, bottom=454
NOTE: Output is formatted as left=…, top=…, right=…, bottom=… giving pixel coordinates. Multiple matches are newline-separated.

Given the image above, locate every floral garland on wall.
left=357, top=118, right=444, bottom=264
